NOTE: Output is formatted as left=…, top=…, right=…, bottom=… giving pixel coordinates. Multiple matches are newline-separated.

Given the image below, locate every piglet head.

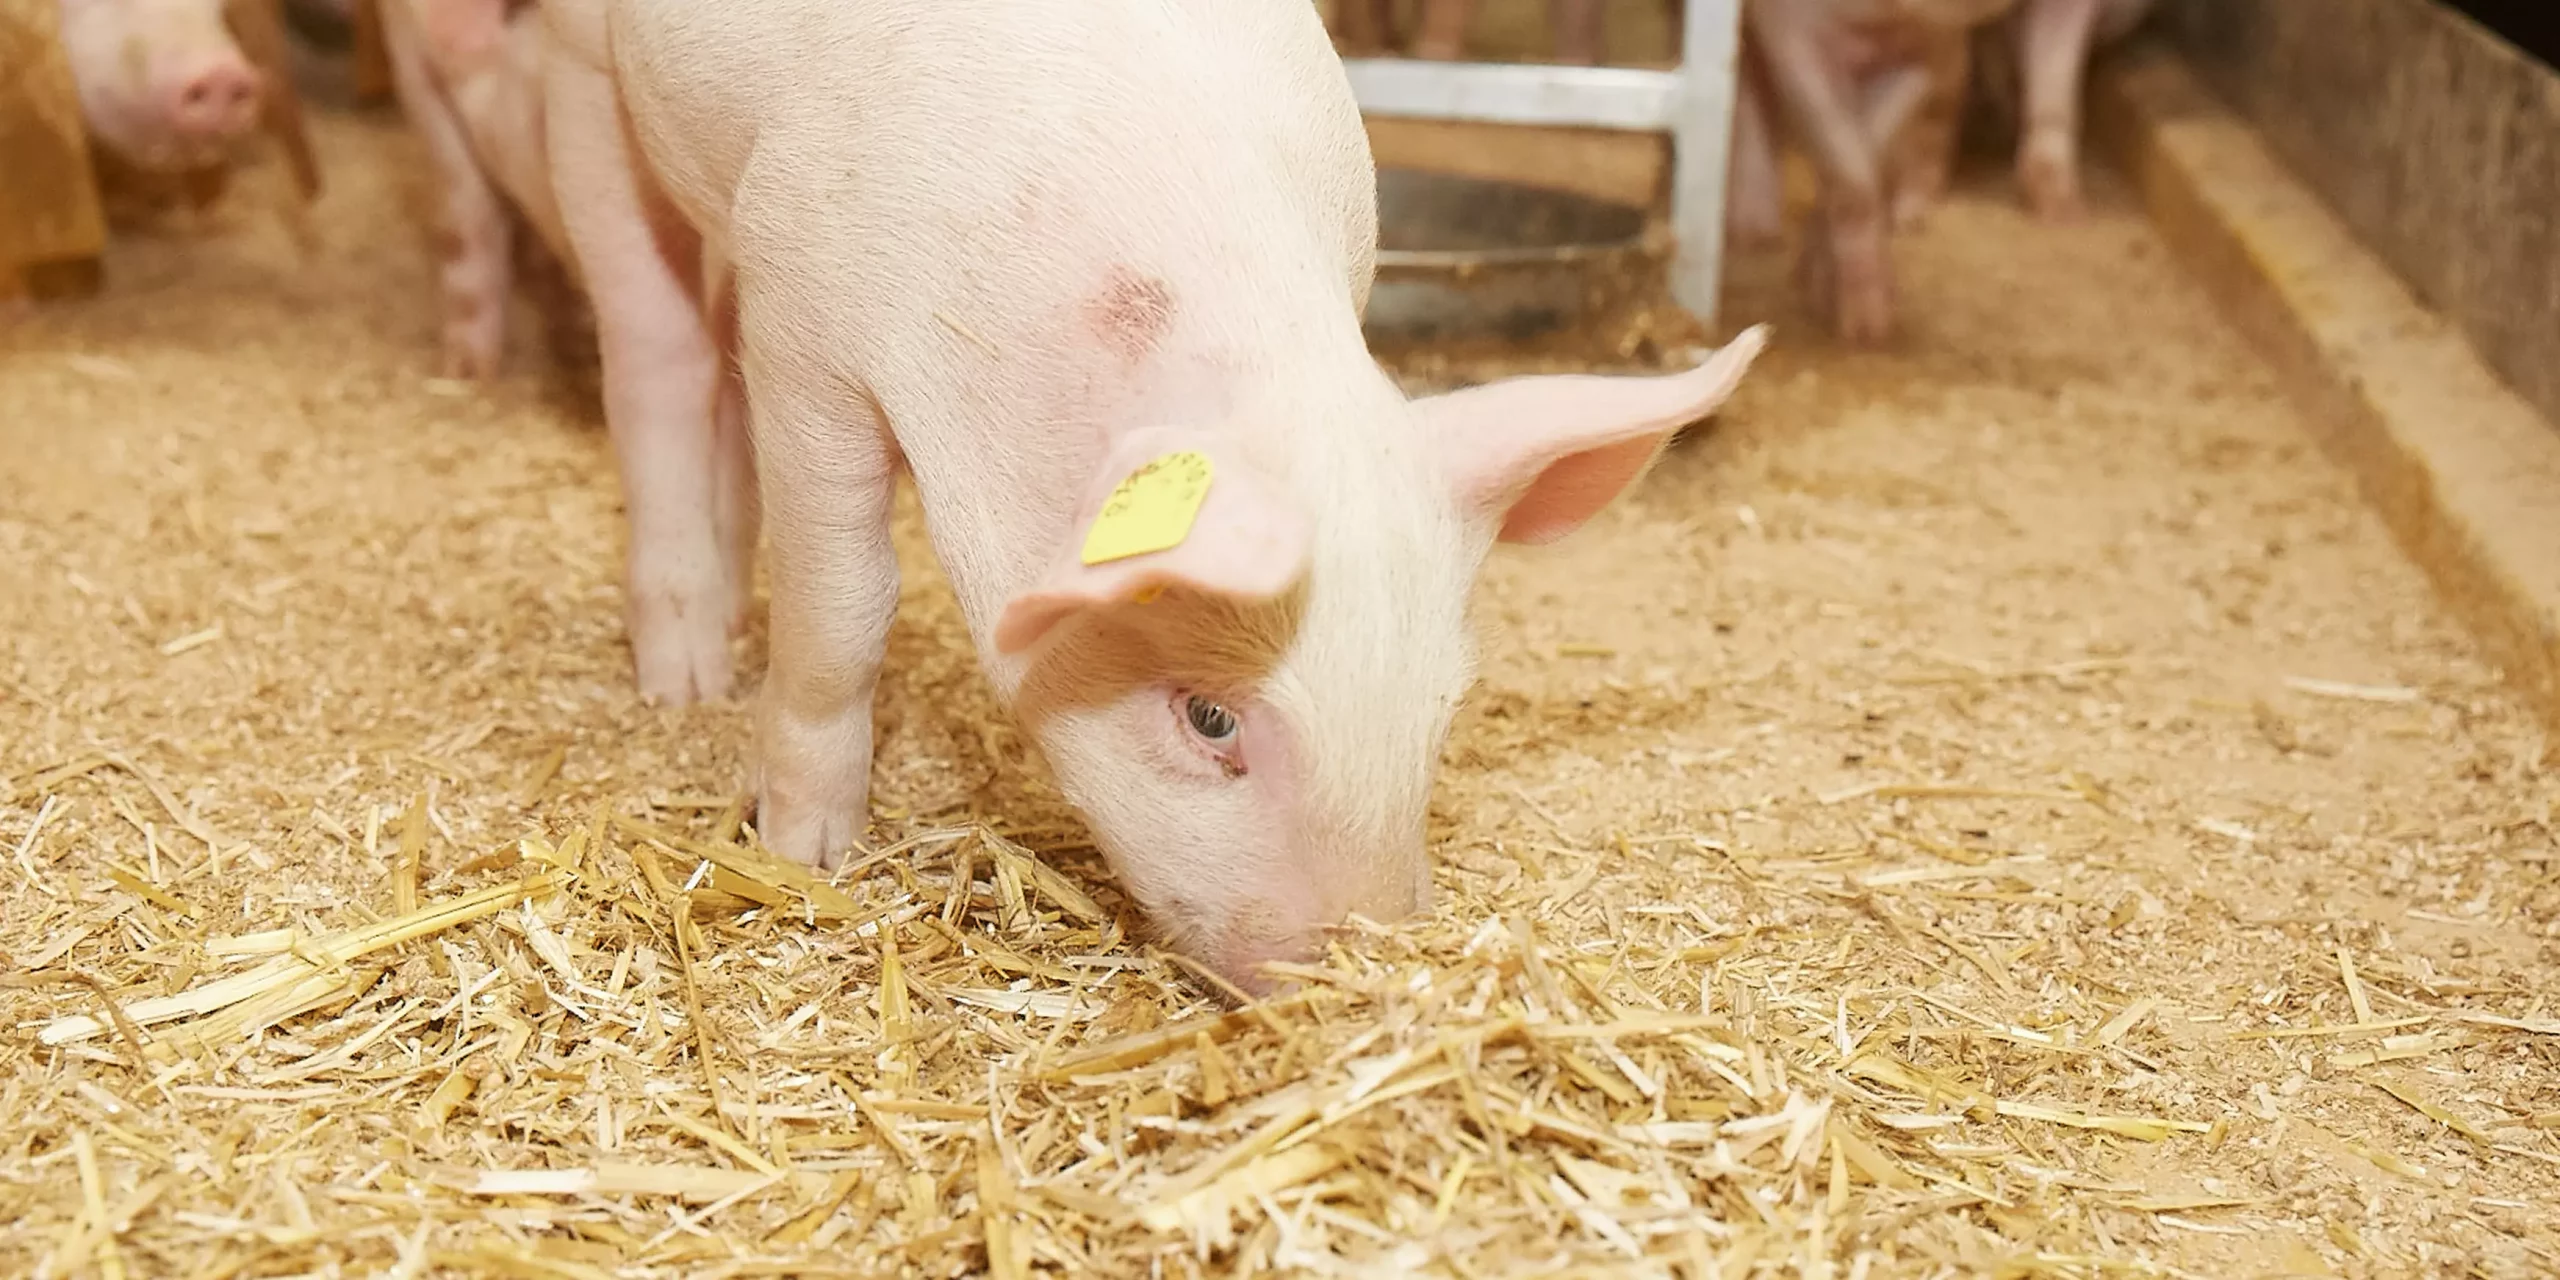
left=997, top=327, right=1768, bottom=995
left=58, top=0, right=266, bottom=172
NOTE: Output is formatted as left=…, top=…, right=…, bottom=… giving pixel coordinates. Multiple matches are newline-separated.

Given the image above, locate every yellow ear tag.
left=1079, top=450, right=1214, bottom=567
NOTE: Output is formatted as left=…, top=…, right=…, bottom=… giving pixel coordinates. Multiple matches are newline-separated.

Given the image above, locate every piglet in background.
left=1737, top=0, right=2018, bottom=343
left=57, top=0, right=319, bottom=211
left=539, top=0, right=1767, bottom=991
left=57, top=0, right=263, bottom=174
left=375, top=0, right=573, bottom=378
left=1726, top=33, right=1972, bottom=249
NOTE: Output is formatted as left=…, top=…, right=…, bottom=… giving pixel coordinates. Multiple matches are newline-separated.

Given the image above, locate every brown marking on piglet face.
left=429, top=226, right=466, bottom=262
left=1083, top=267, right=1176, bottom=363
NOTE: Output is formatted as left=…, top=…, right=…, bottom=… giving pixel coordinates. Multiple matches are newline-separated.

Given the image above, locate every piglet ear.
left=1416, top=325, right=1768, bottom=545
left=994, top=431, right=1312, bottom=656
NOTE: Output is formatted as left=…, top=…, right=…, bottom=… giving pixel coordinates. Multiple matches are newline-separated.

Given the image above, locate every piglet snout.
left=1213, top=866, right=1433, bottom=996
left=166, top=56, right=262, bottom=143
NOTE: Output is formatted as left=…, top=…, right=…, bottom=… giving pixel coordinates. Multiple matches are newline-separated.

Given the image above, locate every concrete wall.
left=2159, top=0, right=2560, bottom=436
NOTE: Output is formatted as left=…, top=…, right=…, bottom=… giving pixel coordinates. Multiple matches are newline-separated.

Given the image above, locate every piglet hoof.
left=750, top=797, right=863, bottom=870
left=626, top=587, right=737, bottom=706
left=439, top=333, right=502, bottom=381
left=1726, top=205, right=1785, bottom=249
left=751, top=700, right=876, bottom=869
left=1835, top=277, right=1895, bottom=346
left=749, top=768, right=867, bottom=869
left=2019, top=139, right=2085, bottom=221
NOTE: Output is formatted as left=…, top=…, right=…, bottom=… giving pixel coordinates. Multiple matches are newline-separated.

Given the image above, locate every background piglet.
left=58, top=0, right=263, bottom=175
left=1738, top=0, right=2018, bottom=342
left=57, top=0, right=319, bottom=216
left=377, top=0, right=574, bottom=378
left=542, top=0, right=1768, bottom=991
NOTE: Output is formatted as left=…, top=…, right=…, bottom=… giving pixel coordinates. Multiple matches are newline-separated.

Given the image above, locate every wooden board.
left=1365, top=116, right=1670, bottom=212
left=0, top=0, right=108, bottom=301
left=2094, top=45, right=2560, bottom=735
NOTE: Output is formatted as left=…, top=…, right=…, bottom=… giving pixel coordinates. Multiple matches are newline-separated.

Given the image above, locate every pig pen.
left=5, top=16, right=2559, bottom=1280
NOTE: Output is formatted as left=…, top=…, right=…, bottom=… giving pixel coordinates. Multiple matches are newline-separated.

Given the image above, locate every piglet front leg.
left=735, top=297, right=902, bottom=867
left=1747, top=0, right=1895, bottom=342
left=380, top=0, right=512, bottom=377
left=2014, top=0, right=2102, bottom=219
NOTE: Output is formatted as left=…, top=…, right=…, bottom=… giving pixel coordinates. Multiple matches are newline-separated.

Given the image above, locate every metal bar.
left=1669, top=0, right=1743, bottom=321
left=1340, top=0, right=1746, bottom=325
left=1341, top=59, right=1683, bottom=133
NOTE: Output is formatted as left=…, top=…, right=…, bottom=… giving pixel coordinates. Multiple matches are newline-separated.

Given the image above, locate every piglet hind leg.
left=1725, top=58, right=1786, bottom=247
left=734, top=298, right=901, bottom=869
left=544, top=58, right=738, bottom=704
left=379, top=0, right=511, bottom=378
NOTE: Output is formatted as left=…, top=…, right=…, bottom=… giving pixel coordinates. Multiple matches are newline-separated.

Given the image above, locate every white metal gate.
left=1341, top=0, right=1746, bottom=323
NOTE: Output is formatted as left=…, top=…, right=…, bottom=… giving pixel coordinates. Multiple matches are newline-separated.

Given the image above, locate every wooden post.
left=0, top=0, right=109, bottom=303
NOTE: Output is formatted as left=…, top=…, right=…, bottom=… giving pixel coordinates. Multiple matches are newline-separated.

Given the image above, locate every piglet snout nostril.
left=167, top=60, right=262, bottom=140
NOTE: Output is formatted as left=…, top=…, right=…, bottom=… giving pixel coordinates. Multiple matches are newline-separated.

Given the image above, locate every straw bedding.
left=2, top=87, right=2556, bottom=1280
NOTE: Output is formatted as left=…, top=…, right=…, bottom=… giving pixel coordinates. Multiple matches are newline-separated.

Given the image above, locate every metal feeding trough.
left=1364, top=168, right=1656, bottom=343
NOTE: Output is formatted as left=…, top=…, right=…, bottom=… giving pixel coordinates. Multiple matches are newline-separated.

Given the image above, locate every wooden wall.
left=2159, top=0, right=2560, bottom=436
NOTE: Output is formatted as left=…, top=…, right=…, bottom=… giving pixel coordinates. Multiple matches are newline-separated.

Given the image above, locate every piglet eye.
left=1184, top=695, right=1239, bottom=745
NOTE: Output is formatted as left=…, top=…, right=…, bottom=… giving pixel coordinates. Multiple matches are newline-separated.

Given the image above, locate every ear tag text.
left=1080, top=450, right=1214, bottom=567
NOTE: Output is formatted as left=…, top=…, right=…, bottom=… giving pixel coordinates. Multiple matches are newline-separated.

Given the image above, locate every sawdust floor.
left=3, top=103, right=2556, bottom=1279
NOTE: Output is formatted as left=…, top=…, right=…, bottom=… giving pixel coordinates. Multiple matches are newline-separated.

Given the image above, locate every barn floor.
left=4, top=86, right=2557, bottom=1280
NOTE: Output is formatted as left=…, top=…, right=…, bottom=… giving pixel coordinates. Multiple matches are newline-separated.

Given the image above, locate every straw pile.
left=9, top=741, right=2555, bottom=1277
left=5, top=51, right=2559, bottom=1280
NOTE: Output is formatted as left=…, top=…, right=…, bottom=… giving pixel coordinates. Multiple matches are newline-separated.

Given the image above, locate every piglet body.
left=540, top=0, right=1765, bottom=989
left=379, top=0, right=568, bottom=377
